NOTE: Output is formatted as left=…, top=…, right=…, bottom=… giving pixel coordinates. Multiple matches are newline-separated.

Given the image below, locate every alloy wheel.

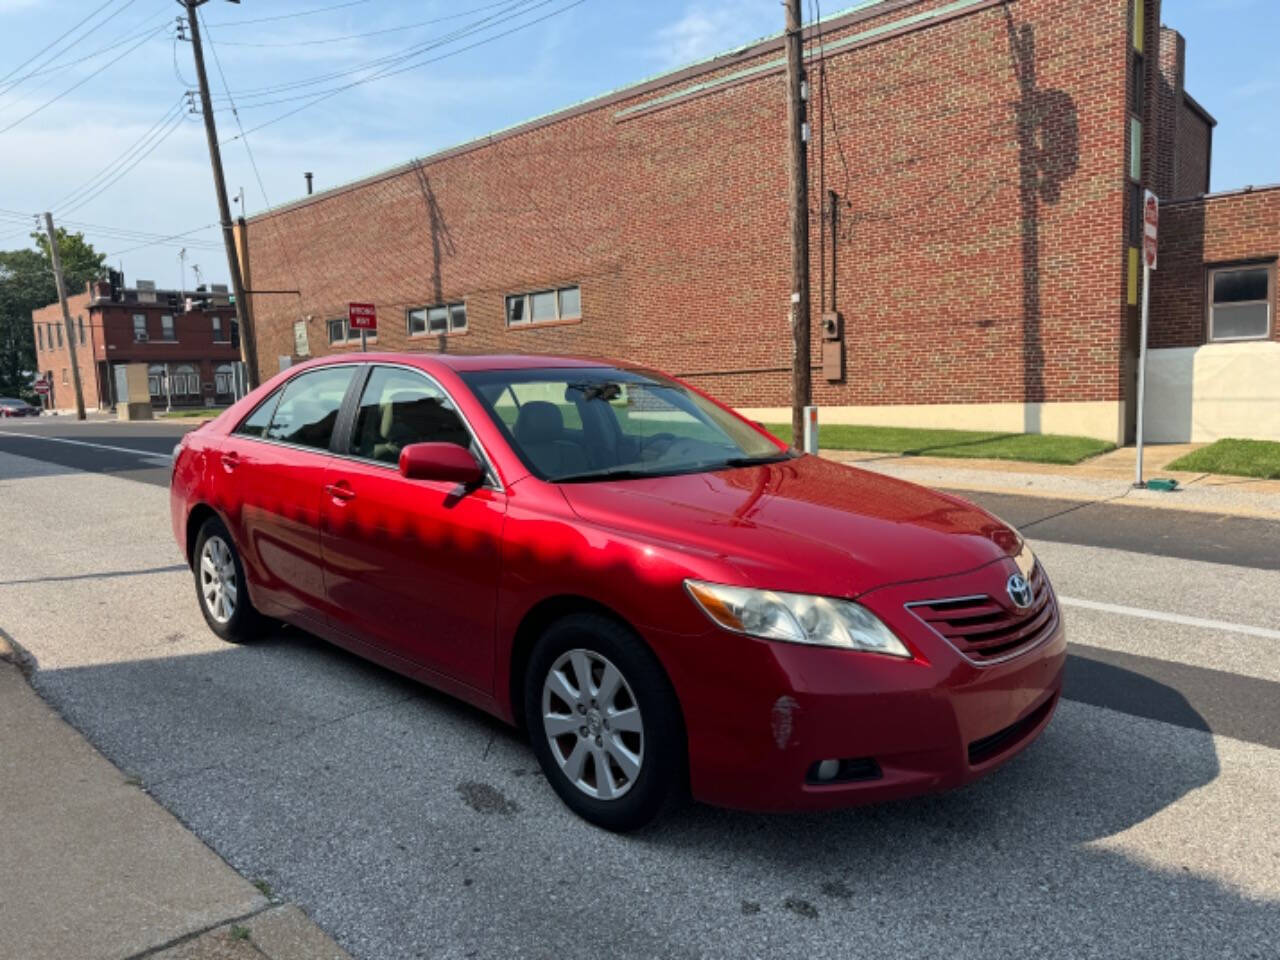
left=541, top=648, right=644, bottom=800
left=199, top=535, right=238, bottom=624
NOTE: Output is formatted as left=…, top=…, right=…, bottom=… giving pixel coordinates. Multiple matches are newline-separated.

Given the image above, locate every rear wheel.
left=193, top=516, right=267, bottom=643
left=524, top=613, right=685, bottom=831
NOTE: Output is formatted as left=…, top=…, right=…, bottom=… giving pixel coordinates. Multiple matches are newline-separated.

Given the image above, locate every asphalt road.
left=1, top=418, right=1278, bottom=959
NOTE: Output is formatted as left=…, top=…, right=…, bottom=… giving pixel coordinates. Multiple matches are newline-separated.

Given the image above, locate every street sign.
left=348, top=302, right=377, bottom=332
left=33, top=380, right=50, bottom=395
left=1143, top=190, right=1159, bottom=270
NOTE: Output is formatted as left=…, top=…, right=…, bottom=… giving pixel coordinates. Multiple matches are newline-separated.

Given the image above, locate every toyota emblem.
left=1007, top=573, right=1034, bottom=610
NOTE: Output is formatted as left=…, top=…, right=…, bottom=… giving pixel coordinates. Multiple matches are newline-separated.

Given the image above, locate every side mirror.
left=399, top=442, right=484, bottom=486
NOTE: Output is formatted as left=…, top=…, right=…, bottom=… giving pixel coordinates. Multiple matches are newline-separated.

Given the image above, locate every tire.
left=524, top=613, right=685, bottom=831
left=192, top=516, right=267, bottom=644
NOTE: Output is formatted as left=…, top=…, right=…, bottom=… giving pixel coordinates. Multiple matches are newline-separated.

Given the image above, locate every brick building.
left=239, top=0, right=1278, bottom=443
left=31, top=279, right=243, bottom=412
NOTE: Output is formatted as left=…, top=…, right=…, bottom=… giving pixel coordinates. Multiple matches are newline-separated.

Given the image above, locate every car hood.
left=558, top=454, right=1020, bottom=597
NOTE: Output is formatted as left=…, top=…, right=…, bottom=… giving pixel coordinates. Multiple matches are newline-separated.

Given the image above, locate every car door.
left=320, top=364, right=506, bottom=692
left=220, top=364, right=359, bottom=625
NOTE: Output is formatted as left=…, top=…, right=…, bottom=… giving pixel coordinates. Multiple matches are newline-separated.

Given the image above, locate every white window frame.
left=133, top=314, right=148, bottom=342
left=505, top=285, right=582, bottom=327
left=160, top=315, right=176, bottom=342
left=1208, top=263, right=1273, bottom=343
left=327, top=316, right=375, bottom=347
left=211, top=316, right=227, bottom=343
left=408, top=301, right=467, bottom=337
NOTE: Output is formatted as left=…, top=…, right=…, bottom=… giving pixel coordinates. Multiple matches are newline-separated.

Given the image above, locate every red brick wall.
left=245, top=0, right=1137, bottom=412
left=1174, top=102, right=1212, bottom=198
left=1150, top=186, right=1280, bottom=348
left=31, top=291, right=100, bottom=410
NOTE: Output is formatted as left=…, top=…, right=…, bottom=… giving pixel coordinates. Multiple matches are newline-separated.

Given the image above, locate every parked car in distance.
left=0, top=397, right=41, bottom=417
left=170, top=353, right=1065, bottom=830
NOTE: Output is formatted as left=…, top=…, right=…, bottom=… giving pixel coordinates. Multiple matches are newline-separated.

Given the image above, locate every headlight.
left=684, top=580, right=911, bottom=657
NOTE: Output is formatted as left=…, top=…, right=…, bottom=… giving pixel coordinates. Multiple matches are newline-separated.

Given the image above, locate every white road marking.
left=1059, top=595, right=1280, bottom=641
left=0, top=430, right=173, bottom=464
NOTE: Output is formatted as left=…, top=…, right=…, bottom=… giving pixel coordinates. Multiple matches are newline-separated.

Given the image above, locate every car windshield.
left=462, top=366, right=790, bottom=482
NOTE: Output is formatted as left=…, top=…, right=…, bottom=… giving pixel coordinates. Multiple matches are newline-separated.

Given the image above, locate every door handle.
left=220, top=452, right=239, bottom=473
left=324, top=481, right=356, bottom=503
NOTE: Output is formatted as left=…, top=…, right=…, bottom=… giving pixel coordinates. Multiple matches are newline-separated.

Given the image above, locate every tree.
left=0, top=229, right=106, bottom=399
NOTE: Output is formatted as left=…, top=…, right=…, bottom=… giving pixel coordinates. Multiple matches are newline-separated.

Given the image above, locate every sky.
left=0, top=0, right=1275, bottom=288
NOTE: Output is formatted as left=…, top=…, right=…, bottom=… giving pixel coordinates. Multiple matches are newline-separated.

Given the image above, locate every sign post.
left=348, top=302, right=376, bottom=353
left=1134, top=190, right=1158, bottom=488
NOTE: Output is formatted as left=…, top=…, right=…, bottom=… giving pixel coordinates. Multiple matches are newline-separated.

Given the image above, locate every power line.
left=209, top=0, right=541, bottom=103
left=102, top=223, right=222, bottom=258
left=0, top=9, right=173, bottom=97
left=0, top=0, right=121, bottom=88
left=223, top=0, right=587, bottom=143
left=198, top=10, right=306, bottom=298
left=0, top=21, right=170, bottom=136
left=49, top=97, right=186, bottom=211
left=204, top=0, right=373, bottom=29
left=212, top=0, right=539, bottom=47
left=56, top=110, right=189, bottom=218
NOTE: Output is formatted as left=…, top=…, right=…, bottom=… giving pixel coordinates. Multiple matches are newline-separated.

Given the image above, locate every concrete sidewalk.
left=0, top=636, right=350, bottom=960
left=826, top=444, right=1280, bottom=520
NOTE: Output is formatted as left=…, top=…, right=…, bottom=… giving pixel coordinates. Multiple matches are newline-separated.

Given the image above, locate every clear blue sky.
left=0, top=0, right=1274, bottom=286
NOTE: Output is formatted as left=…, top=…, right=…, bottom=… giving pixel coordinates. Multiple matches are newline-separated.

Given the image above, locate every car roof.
left=0, top=397, right=27, bottom=404
left=314, top=352, right=625, bottom=373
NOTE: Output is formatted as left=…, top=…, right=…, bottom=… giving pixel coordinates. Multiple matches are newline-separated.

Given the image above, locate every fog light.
left=815, top=759, right=840, bottom=781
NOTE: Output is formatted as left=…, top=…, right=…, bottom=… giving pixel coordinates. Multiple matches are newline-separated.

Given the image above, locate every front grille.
left=907, top=563, right=1056, bottom=665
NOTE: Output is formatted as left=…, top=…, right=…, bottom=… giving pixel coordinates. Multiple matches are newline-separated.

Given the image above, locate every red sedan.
left=170, top=353, right=1064, bottom=830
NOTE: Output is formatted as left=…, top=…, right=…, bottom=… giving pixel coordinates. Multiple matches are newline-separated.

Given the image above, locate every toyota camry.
left=170, top=353, right=1064, bottom=830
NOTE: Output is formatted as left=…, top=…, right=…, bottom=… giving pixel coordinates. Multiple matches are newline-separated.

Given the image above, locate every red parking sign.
left=33, top=379, right=50, bottom=395
left=348, top=302, right=377, bottom=331
left=1143, top=191, right=1158, bottom=270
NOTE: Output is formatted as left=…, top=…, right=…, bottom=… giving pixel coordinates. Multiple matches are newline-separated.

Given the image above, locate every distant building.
left=31, top=278, right=243, bottom=412
left=240, top=0, right=1277, bottom=443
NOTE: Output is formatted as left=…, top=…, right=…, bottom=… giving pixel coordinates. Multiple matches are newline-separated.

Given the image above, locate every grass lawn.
left=161, top=408, right=224, bottom=419
left=1165, top=439, right=1280, bottom=479
left=764, top=423, right=1115, bottom=465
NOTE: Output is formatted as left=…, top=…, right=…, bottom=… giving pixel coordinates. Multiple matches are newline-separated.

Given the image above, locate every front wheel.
left=192, top=516, right=267, bottom=643
left=524, top=613, right=685, bottom=831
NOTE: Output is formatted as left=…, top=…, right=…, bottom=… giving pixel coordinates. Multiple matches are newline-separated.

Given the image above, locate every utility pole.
left=43, top=212, right=86, bottom=421
left=183, top=1, right=259, bottom=390
left=784, top=0, right=812, bottom=445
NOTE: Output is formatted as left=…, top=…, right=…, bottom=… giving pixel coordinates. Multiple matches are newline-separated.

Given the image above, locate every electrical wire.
left=56, top=110, right=188, bottom=218
left=0, top=8, right=174, bottom=97
left=49, top=97, right=186, bottom=212
left=0, top=20, right=171, bottom=136
left=198, top=11, right=306, bottom=298
left=102, top=223, right=222, bottom=258
left=208, top=0, right=541, bottom=103
left=222, top=0, right=587, bottom=143
left=211, top=0, right=541, bottom=48
left=204, top=0, right=374, bottom=29
left=0, top=0, right=122, bottom=88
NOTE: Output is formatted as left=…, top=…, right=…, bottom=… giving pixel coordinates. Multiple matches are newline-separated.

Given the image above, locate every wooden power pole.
left=43, top=212, right=87, bottom=420
left=784, top=0, right=812, bottom=444
left=184, top=0, right=260, bottom=390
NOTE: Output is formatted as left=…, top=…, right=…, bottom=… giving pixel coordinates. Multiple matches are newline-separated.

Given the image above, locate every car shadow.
left=20, top=628, right=1279, bottom=959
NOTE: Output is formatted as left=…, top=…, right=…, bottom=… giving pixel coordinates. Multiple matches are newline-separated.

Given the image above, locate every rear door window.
left=234, top=389, right=282, bottom=438
left=264, top=367, right=356, bottom=450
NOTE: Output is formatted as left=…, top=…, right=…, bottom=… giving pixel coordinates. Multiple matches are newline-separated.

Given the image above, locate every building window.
left=61, top=368, right=68, bottom=384
left=1131, top=53, right=1145, bottom=116
left=214, top=363, right=235, bottom=395
left=212, top=316, right=224, bottom=341
left=506, top=285, right=582, bottom=327
left=148, top=365, right=164, bottom=397
left=1209, top=264, right=1273, bottom=342
left=1129, top=117, right=1142, bottom=182
left=1129, top=183, right=1143, bottom=244
left=172, top=363, right=199, bottom=395
left=408, top=302, right=467, bottom=336
left=37, top=326, right=44, bottom=351
left=77, top=316, right=85, bottom=346
left=327, top=317, right=373, bottom=345
left=56, top=324, right=63, bottom=348
left=133, top=315, right=148, bottom=341
left=160, top=315, right=175, bottom=341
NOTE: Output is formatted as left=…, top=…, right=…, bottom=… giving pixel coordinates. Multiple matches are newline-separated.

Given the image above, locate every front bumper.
left=654, top=562, right=1066, bottom=812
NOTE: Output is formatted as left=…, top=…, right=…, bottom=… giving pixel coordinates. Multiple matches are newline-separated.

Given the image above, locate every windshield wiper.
left=718, top=453, right=795, bottom=468
left=554, top=467, right=659, bottom=483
